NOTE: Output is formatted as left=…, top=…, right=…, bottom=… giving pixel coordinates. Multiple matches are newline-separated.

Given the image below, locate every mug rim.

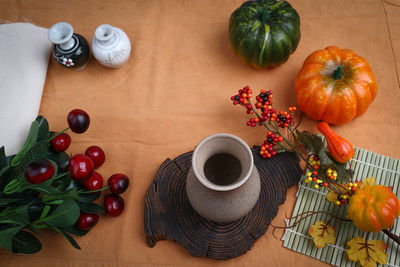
left=191, top=133, right=253, bottom=192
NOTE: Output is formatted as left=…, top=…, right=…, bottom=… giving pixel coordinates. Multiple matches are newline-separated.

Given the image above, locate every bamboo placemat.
left=282, top=147, right=400, bottom=267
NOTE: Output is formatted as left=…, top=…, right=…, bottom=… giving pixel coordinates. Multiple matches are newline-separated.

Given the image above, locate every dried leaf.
left=308, top=221, right=336, bottom=248
left=318, top=151, right=351, bottom=182
left=346, top=236, right=388, bottom=267
left=326, top=183, right=348, bottom=204
left=360, top=177, right=376, bottom=189
left=296, top=130, right=324, bottom=154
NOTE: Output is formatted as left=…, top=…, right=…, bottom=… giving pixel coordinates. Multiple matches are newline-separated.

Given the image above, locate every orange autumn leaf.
left=346, top=236, right=388, bottom=267
left=360, top=177, right=376, bottom=189
left=308, top=221, right=336, bottom=248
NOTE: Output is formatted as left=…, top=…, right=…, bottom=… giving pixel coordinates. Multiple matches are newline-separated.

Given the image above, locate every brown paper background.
left=1, top=0, right=400, bottom=266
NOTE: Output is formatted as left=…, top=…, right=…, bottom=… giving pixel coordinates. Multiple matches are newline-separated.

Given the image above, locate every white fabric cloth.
left=0, top=23, right=51, bottom=156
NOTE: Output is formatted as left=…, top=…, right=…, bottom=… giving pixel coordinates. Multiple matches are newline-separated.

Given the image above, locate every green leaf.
left=0, top=226, right=23, bottom=251
left=0, top=146, right=7, bottom=170
left=27, top=121, right=40, bottom=145
left=3, top=175, right=27, bottom=194
left=44, top=200, right=64, bottom=205
left=297, top=130, right=324, bottom=154
left=0, top=165, right=12, bottom=185
left=40, top=205, right=51, bottom=220
left=10, top=140, right=50, bottom=180
left=60, top=226, right=89, bottom=237
left=42, top=188, right=79, bottom=203
left=11, top=121, right=40, bottom=166
left=78, top=191, right=101, bottom=202
left=56, top=228, right=81, bottom=249
left=12, top=230, right=42, bottom=254
left=0, top=198, right=23, bottom=206
left=47, top=151, right=70, bottom=171
left=3, top=170, right=63, bottom=195
left=30, top=183, right=60, bottom=195
left=0, top=214, right=30, bottom=226
left=76, top=201, right=105, bottom=214
left=55, top=174, right=73, bottom=191
left=0, top=166, right=13, bottom=190
left=9, top=160, right=61, bottom=195
left=27, top=199, right=45, bottom=221
left=35, top=116, right=49, bottom=142
left=25, top=224, right=41, bottom=235
left=45, top=199, right=80, bottom=227
left=1, top=201, right=32, bottom=223
left=19, top=140, right=50, bottom=168
left=0, top=164, right=11, bottom=177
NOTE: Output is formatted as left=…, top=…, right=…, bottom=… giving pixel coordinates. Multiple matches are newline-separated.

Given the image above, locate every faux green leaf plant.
left=0, top=116, right=105, bottom=254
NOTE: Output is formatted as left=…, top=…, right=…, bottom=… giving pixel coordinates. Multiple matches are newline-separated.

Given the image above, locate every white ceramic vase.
left=186, top=133, right=261, bottom=223
left=91, top=24, right=131, bottom=68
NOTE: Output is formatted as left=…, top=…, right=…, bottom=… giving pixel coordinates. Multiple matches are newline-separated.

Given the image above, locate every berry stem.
left=293, top=110, right=303, bottom=131
left=249, top=99, right=314, bottom=165
left=248, top=99, right=344, bottom=195
left=77, top=186, right=110, bottom=194
left=52, top=171, right=70, bottom=180
left=275, top=141, right=291, bottom=152
left=288, top=126, right=298, bottom=149
left=47, top=127, right=70, bottom=142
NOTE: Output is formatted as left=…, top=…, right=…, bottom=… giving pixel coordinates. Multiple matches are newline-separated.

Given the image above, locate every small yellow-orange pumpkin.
left=295, top=46, right=378, bottom=125
left=347, top=185, right=400, bottom=232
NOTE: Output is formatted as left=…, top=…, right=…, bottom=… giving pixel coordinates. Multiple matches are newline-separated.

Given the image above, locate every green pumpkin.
left=229, top=0, right=300, bottom=68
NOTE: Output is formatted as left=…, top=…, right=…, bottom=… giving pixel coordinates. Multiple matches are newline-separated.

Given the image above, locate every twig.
left=383, top=229, right=400, bottom=246
left=271, top=210, right=352, bottom=239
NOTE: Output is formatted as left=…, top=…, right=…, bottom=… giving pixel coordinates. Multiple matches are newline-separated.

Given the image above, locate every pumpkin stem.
left=260, top=10, right=271, bottom=23
left=332, top=66, right=344, bottom=80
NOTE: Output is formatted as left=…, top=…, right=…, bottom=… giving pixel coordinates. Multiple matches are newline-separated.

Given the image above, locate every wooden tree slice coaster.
left=144, top=148, right=302, bottom=260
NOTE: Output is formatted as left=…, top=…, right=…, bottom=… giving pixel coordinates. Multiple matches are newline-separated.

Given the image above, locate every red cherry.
left=82, top=171, right=103, bottom=191
left=50, top=133, right=71, bottom=152
left=104, top=194, right=125, bottom=217
left=76, top=213, right=99, bottom=230
left=108, top=174, right=129, bottom=194
left=85, top=146, right=105, bottom=169
left=25, top=159, right=55, bottom=184
left=67, top=109, right=90, bottom=134
left=69, top=154, right=94, bottom=180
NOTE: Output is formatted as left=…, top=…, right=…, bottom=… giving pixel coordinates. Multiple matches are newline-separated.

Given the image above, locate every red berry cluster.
left=253, top=90, right=296, bottom=128
left=259, top=131, right=284, bottom=159
left=255, top=90, right=276, bottom=121
left=246, top=117, right=259, bottom=127
left=230, top=86, right=254, bottom=114
left=276, top=107, right=296, bottom=128
left=231, top=87, right=297, bottom=129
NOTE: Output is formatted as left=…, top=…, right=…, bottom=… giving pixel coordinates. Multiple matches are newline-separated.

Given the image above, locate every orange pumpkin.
left=317, top=122, right=354, bottom=163
left=347, top=185, right=400, bottom=232
left=295, top=46, right=378, bottom=125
